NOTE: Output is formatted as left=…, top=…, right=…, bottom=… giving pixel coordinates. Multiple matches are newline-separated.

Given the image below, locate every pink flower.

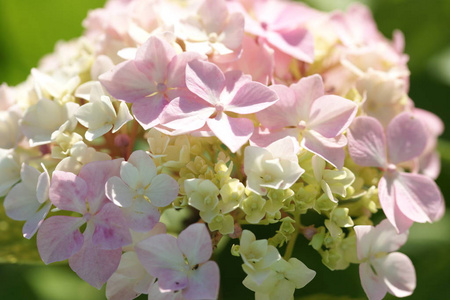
left=253, top=74, right=357, bottom=169
left=37, top=160, right=132, bottom=288
left=347, top=112, right=444, bottom=233
left=160, top=59, right=278, bottom=152
left=354, top=219, right=416, bottom=300
left=99, top=36, right=202, bottom=129
left=232, top=0, right=316, bottom=63
left=135, top=223, right=219, bottom=300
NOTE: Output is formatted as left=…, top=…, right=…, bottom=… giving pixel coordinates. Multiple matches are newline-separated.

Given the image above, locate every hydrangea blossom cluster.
left=0, top=0, right=445, bottom=299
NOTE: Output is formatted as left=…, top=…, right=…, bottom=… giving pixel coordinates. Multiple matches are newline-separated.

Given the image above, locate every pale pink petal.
left=23, top=202, right=52, bottom=239
left=167, top=52, right=204, bottom=92
left=256, top=85, right=299, bottom=129
left=378, top=175, right=414, bottom=233
left=4, top=183, right=41, bottom=221
left=105, top=176, right=134, bottom=207
left=207, top=113, right=254, bottom=153
left=131, top=94, right=166, bottom=129
left=178, top=223, right=212, bottom=266
left=37, top=216, right=84, bottom=264
left=266, top=27, right=314, bottom=63
left=186, top=60, right=225, bottom=105
left=370, top=219, right=409, bottom=254
left=127, top=150, right=157, bottom=187
left=123, top=199, right=160, bottom=232
left=359, top=262, right=387, bottom=300
left=69, top=236, right=122, bottom=289
left=99, top=60, right=155, bottom=103
left=414, top=108, right=444, bottom=136
left=420, top=151, right=441, bottom=180
left=198, top=0, right=228, bottom=34
left=159, top=97, right=213, bottom=132
left=353, top=225, right=373, bottom=260
left=135, top=36, right=176, bottom=83
left=226, top=82, right=278, bottom=114
left=372, top=253, right=416, bottom=298
left=387, top=112, right=427, bottom=164
left=347, top=116, right=387, bottom=168
left=92, top=202, right=132, bottom=250
left=183, top=261, right=220, bottom=300
left=307, top=95, right=357, bottom=138
left=250, top=127, right=299, bottom=148
left=79, top=159, right=122, bottom=213
left=147, top=174, right=179, bottom=207
left=302, top=130, right=346, bottom=169
left=135, top=234, right=188, bottom=291
left=394, top=172, right=444, bottom=223
left=221, top=13, right=245, bottom=51
left=49, top=171, right=88, bottom=213
left=290, top=75, right=324, bottom=121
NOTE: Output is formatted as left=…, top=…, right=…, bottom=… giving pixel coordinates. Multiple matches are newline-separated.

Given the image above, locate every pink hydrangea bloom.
left=347, top=112, right=444, bottom=233
left=99, top=36, right=203, bottom=129
left=160, top=59, right=278, bottom=152
left=253, top=74, right=357, bottom=169
left=37, top=159, right=132, bottom=288
left=135, top=223, right=219, bottom=300
left=354, top=219, right=416, bottom=300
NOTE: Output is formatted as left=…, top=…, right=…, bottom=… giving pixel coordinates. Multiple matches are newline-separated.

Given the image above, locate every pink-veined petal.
left=23, top=202, right=52, bottom=239
left=378, top=175, right=414, bottom=233
left=146, top=174, right=179, bottom=207
left=347, top=116, right=387, bottom=168
left=37, top=216, right=84, bottom=264
left=226, top=81, right=278, bottom=114
left=178, top=223, right=212, bottom=266
left=79, top=159, right=122, bottom=214
left=290, top=75, right=324, bottom=121
left=92, top=202, right=132, bottom=250
left=69, top=236, right=122, bottom=289
left=250, top=127, right=299, bottom=148
left=302, top=130, right=346, bottom=169
left=167, top=52, right=204, bottom=92
left=387, top=112, right=427, bottom=164
left=105, top=176, right=134, bottom=207
left=134, top=36, right=176, bottom=83
left=131, top=94, right=166, bottom=130
left=159, top=97, right=213, bottom=132
left=207, top=113, right=254, bottom=153
left=183, top=261, right=220, bottom=300
left=307, top=95, right=357, bottom=138
left=256, top=85, right=300, bottom=129
left=394, top=172, right=444, bottom=223
left=186, top=60, right=225, bottom=105
left=135, top=234, right=188, bottom=291
left=122, top=199, right=160, bottom=232
left=49, top=171, right=88, bottom=213
left=99, top=60, right=155, bottom=103
left=359, top=262, right=387, bottom=300
left=372, top=252, right=416, bottom=298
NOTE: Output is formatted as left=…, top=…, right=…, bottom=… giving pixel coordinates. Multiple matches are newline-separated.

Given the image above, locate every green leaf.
left=0, top=200, right=42, bottom=264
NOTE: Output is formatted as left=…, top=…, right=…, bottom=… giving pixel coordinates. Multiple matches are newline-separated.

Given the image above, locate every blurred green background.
left=0, top=0, right=449, bottom=299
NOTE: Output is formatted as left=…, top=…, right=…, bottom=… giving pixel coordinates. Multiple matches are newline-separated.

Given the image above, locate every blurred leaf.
left=25, top=266, right=105, bottom=300
left=0, top=200, right=42, bottom=264
left=298, top=294, right=365, bottom=300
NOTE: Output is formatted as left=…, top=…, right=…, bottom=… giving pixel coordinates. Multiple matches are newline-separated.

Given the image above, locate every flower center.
left=208, top=32, right=218, bottom=43
left=157, top=82, right=167, bottom=93
left=297, top=120, right=307, bottom=131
